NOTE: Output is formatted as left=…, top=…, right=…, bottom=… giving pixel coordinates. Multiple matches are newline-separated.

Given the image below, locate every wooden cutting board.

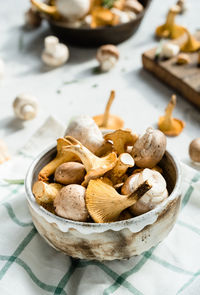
left=142, top=35, right=200, bottom=109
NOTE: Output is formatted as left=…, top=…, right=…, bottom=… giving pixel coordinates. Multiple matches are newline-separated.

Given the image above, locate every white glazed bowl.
left=25, top=145, right=182, bottom=260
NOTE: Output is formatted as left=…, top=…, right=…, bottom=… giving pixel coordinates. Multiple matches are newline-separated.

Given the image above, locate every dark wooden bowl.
left=47, top=0, right=151, bottom=47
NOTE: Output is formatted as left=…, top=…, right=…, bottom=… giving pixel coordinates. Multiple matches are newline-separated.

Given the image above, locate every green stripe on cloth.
left=146, top=253, right=194, bottom=276
left=54, top=258, right=80, bottom=295
left=178, top=220, right=200, bottom=236
left=181, top=173, right=200, bottom=209
left=103, top=247, right=155, bottom=295
left=0, top=227, right=37, bottom=280
left=3, top=202, right=33, bottom=227
left=177, top=269, right=200, bottom=294
left=0, top=186, right=23, bottom=205
left=0, top=256, right=66, bottom=295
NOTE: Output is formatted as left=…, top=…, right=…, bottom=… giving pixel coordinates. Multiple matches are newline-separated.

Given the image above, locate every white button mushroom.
left=161, top=43, right=180, bottom=58
left=65, top=115, right=104, bottom=154
left=111, top=8, right=132, bottom=24
left=42, top=36, right=69, bottom=67
left=189, top=138, right=200, bottom=163
left=122, top=168, right=168, bottom=215
left=131, top=127, right=167, bottom=168
left=0, top=58, right=5, bottom=79
left=56, top=0, right=90, bottom=21
left=96, top=45, right=119, bottom=72
left=54, top=184, right=89, bottom=221
left=13, top=94, right=38, bottom=120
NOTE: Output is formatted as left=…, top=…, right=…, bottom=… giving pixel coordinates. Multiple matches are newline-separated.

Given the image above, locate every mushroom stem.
left=33, top=181, right=63, bottom=204
left=31, top=0, right=57, bottom=16
left=107, top=153, right=135, bottom=184
left=64, top=136, right=117, bottom=186
left=101, top=90, right=115, bottom=128
left=86, top=179, right=152, bottom=223
left=164, top=94, right=176, bottom=126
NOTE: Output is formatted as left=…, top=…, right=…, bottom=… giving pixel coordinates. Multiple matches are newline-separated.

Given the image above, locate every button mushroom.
left=122, top=168, right=168, bottom=215
left=110, top=8, right=134, bottom=24
left=124, top=0, right=144, bottom=14
left=54, top=184, right=89, bottom=222
left=64, top=136, right=117, bottom=186
left=96, top=44, right=119, bottom=72
left=65, top=115, right=104, bottom=154
left=160, top=42, right=180, bottom=58
left=13, top=93, right=38, bottom=120
left=189, top=138, right=200, bottom=163
left=176, top=53, right=190, bottom=65
left=54, top=162, right=86, bottom=185
left=93, top=90, right=124, bottom=130
left=42, top=36, right=69, bottom=67
left=31, top=0, right=90, bottom=21
left=155, top=6, right=185, bottom=39
left=158, top=95, right=185, bottom=136
left=131, top=127, right=166, bottom=168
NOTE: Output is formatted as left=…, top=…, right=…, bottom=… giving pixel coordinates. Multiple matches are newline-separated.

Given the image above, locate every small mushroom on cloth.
left=42, top=36, right=69, bottom=67
left=13, top=93, right=38, bottom=120
left=104, top=129, right=138, bottom=155
left=189, top=138, right=200, bottom=163
left=54, top=162, right=86, bottom=185
left=155, top=6, right=185, bottom=39
left=180, top=29, right=200, bottom=52
left=93, top=90, right=124, bottom=130
left=38, top=137, right=78, bottom=182
left=131, top=127, right=166, bottom=168
left=65, top=115, right=104, bottom=154
left=54, top=184, right=89, bottom=221
left=122, top=168, right=168, bottom=215
left=96, top=45, right=119, bottom=72
left=0, top=139, right=10, bottom=164
left=86, top=178, right=151, bottom=223
left=158, top=95, right=185, bottom=136
left=64, top=136, right=117, bottom=186
left=33, top=181, right=63, bottom=204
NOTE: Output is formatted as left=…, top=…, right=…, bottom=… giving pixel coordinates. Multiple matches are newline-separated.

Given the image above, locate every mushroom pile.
left=30, top=0, right=144, bottom=28
left=33, top=116, right=169, bottom=223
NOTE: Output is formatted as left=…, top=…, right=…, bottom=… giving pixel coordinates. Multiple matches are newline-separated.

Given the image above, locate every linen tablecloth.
left=0, top=117, right=200, bottom=295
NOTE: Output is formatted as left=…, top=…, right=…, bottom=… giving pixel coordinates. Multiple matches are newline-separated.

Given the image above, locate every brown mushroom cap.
left=54, top=162, right=86, bottom=185
left=189, top=138, right=200, bottom=163
left=54, top=184, right=89, bottom=222
left=96, top=45, right=119, bottom=61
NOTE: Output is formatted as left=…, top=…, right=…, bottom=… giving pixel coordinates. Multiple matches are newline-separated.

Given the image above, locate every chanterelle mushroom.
left=131, top=127, right=166, bottom=168
left=189, top=138, right=200, bottom=163
left=91, top=7, right=119, bottom=28
left=86, top=178, right=151, bottom=223
left=65, top=115, right=104, bottom=154
left=31, top=0, right=90, bottom=21
left=33, top=181, right=63, bottom=204
left=54, top=184, right=89, bottom=222
left=122, top=168, right=168, bottom=215
left=155, top=6, right=185, bottom=39
left=42, top=36, right=69, bottom=67
left=93, top=90, right=124, bottom=130
left=96, top=44, right=119, bottom=72
left=64, top=136, right=117, bottom=186
left=180, top=29, right=200, bottom=52
left=158, top=95, right=185, bottom=136
left=13, top=93, right=38, bottom=120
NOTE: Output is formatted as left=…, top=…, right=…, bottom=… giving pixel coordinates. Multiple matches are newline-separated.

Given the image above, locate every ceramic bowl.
left=47, top=0, right=151, bottom=46
left=25, top=145, right=182, bottom=261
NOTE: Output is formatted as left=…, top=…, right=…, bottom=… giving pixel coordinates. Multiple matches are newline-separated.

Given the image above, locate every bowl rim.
left=25, top=143, right=182, bottom=230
